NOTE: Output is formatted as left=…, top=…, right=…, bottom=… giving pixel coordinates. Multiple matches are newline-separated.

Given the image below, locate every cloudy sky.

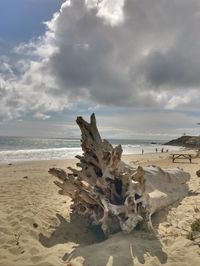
left=0, top=0, right=200, bottom=140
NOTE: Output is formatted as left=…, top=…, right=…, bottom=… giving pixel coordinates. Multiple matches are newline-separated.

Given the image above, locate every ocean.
left=0, top=136, right=182, bottom=164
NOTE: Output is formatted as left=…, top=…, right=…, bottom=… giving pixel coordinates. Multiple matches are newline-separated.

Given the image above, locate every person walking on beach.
left=142, top=149, right=144, bottom=154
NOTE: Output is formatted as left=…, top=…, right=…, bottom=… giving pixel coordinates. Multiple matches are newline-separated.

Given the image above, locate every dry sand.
left=0, top=151, right=200, bottom=266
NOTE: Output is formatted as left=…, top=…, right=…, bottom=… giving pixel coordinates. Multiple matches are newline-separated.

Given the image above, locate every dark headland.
left=165, top=135, right=200, bottom=148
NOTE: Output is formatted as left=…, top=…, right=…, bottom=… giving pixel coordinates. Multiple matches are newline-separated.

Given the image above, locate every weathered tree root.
left=49, top=114, right=190, bottom=236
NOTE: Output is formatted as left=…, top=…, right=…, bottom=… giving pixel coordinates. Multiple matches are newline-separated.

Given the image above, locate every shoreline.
left=0, top=151, right=200, bottom=265
left=0, top=145, right=189, bottom=166
left=0, top=150, right=181, bottom=168
left=0, top=140, right=185, bottom=165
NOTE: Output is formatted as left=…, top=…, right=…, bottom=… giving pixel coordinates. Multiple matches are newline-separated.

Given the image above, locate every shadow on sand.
left=39, top=213, right=106, bottom=247
left=39, top=213, right=168, bottom=265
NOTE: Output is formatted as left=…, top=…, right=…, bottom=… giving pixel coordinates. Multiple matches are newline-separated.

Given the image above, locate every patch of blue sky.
left=0, top=0, right=64, bottom=42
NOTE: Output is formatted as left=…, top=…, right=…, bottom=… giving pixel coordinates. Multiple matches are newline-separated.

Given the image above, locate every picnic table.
left=171, top=153, right=193, bottom=163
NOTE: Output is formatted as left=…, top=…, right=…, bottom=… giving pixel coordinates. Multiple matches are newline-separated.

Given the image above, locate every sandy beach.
left=0, top=151, right=200, bottom=266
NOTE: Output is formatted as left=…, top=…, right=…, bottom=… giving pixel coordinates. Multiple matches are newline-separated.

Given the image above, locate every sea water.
left=0, top=136, right=182, bottom=164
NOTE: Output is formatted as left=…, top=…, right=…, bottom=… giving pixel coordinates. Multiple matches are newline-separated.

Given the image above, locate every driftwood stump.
left=49, top=114, right=190, bottom=236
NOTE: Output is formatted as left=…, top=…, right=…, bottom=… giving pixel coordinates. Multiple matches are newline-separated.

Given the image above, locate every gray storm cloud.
left=0, top=0, right=200, bottom=121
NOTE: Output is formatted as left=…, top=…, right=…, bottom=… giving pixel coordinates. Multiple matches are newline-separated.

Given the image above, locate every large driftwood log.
left=49, top=114, right=190, bottom=236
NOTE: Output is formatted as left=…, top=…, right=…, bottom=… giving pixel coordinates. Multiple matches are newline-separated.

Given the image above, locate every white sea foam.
left=0, top=147, right=82, bottom=163
left=0, top=144, right=183, bottom=164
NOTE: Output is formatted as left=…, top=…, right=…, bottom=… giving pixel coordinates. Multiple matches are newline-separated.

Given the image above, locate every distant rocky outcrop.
left=165, top=136, right=200, bottom=148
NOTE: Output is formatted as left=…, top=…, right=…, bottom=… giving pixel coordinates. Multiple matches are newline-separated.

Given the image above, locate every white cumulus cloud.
left=0, top=0, right=200, bottom=122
